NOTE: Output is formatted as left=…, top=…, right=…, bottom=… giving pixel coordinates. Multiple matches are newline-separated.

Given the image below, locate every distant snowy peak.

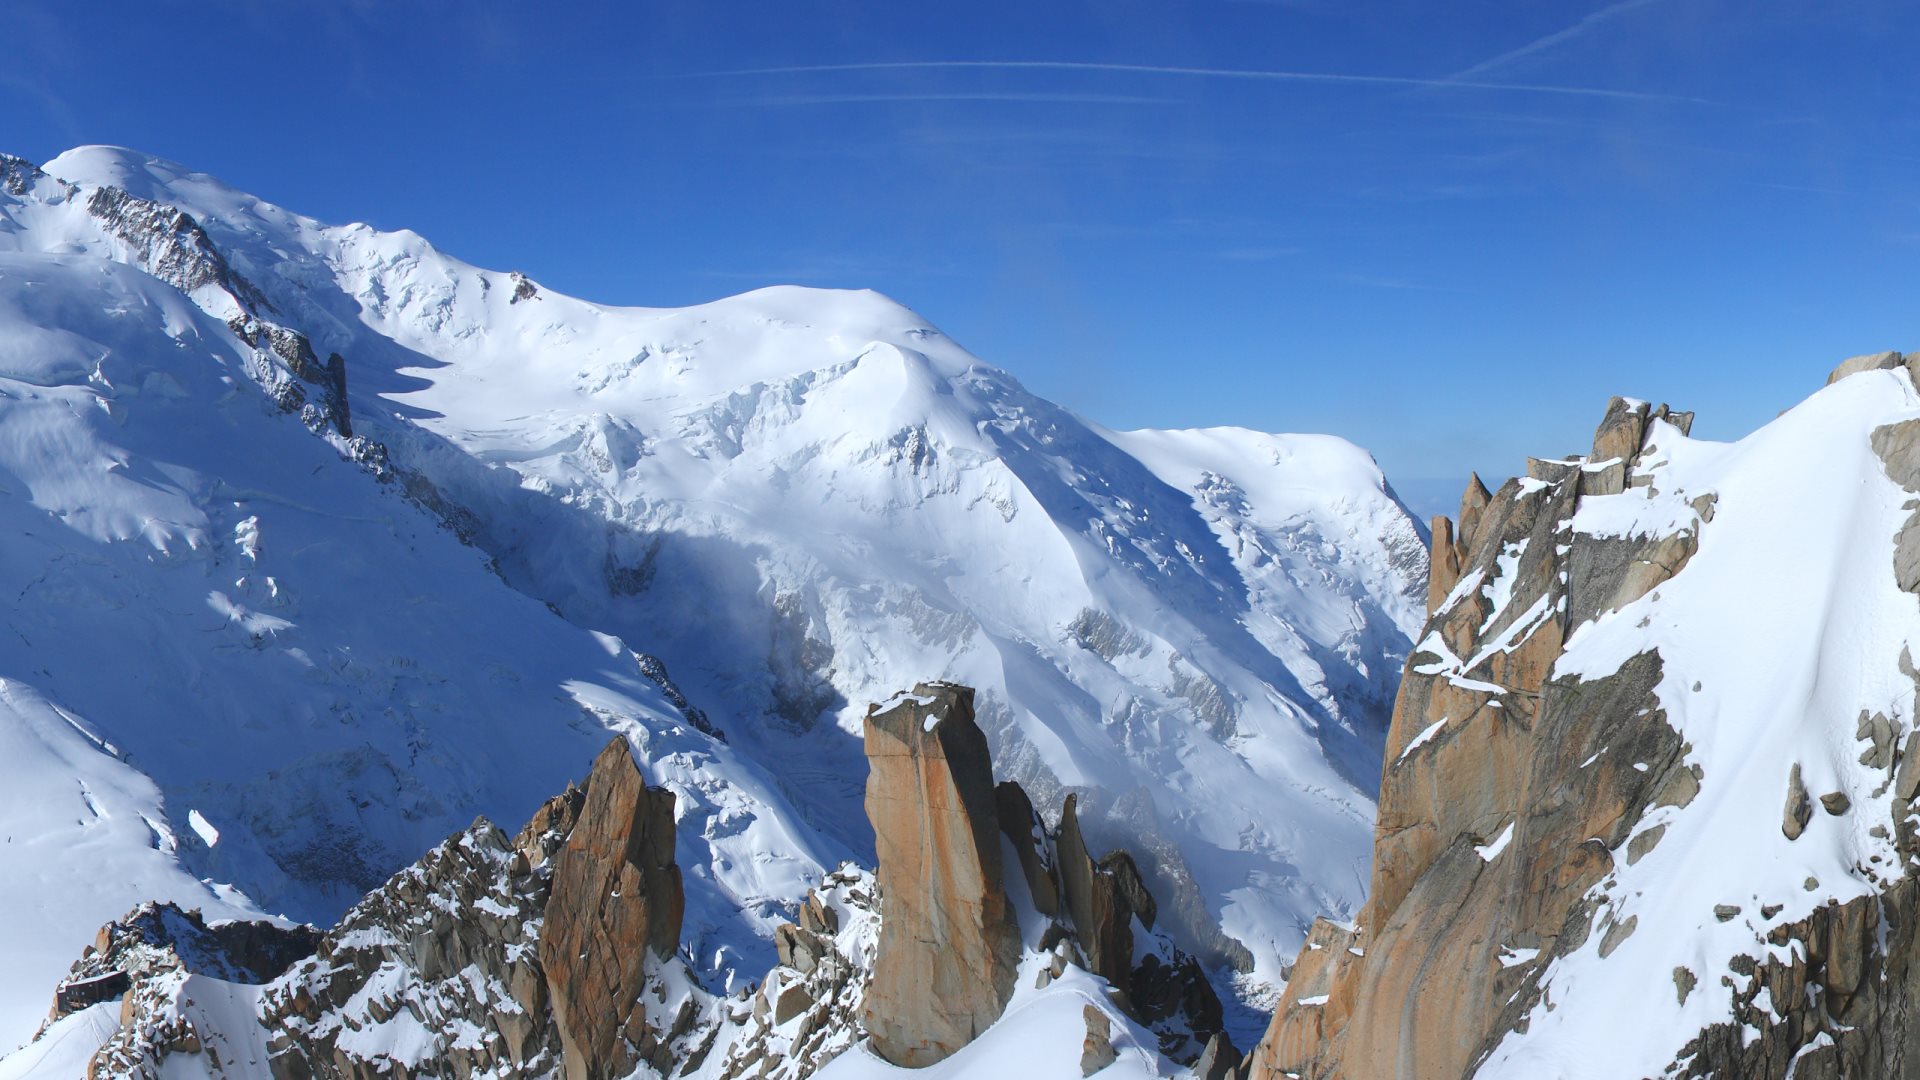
left=0, top=145, right=1428, bottom=1033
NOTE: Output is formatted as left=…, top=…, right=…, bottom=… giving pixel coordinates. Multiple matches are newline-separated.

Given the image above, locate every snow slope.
left=0, top=202, right=824, bottom=1054
left=0, top=145, right=1425, bottom=1052
left=1475, top=370, right=1920, bottom=1076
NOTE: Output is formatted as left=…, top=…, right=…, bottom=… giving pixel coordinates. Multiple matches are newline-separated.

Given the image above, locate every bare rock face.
left=1057, top=794, right=1135, bottom=994
left=261, top=738, right=696, bottom=1080
left=999, top=778, right=1226, bottom=1065
left=1251, top=395, right=1706, bottom=1080
left=540, top=737, right=687, bottom=1080
left=1080, top=1005, right=1118, bottom=1076
left=996, top=779, right=1061, bottom=917
left=859, top=682, right=1021, bottom=1067
left=34, top=902, right=319, bottom=1079
left=1426, top=515, right=1461, bottom=614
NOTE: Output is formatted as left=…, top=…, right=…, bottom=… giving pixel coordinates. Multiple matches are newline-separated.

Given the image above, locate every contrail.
left=1449, top=0, right=1667, bottom=82
left=668, top=59, right=1707, bottom=105
left=723, top=91, right=1177, bottom=107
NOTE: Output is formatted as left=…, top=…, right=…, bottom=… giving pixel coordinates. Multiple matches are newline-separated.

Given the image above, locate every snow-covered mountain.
left=0, top=146, right=1425, bottom=1057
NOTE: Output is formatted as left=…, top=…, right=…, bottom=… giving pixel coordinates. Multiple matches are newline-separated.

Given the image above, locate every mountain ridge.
left=0, top=145, right=1426, bottom=1055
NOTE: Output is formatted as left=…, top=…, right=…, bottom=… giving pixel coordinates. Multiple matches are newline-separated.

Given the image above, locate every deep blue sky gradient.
left=6, top=1, right=1917, bottom=517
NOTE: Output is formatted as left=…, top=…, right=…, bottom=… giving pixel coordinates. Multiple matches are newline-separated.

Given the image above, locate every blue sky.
left=5, top=1, right=1917, bottom=517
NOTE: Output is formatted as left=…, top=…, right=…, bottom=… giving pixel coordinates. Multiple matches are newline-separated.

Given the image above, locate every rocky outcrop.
left=22, top=686, right=1232, bottom=1079
left=262, top=790, right=582, bottom=1078
left=710, top=865, right=881, bottom=1080
left=35, top=902, right=320, bottom=1078
left=1827, top=349, right=1907, bottom=385
left=1250, top=395, right=1707, bottom=1079
left=261, top=737, right=699, bottom=1080
left=855, top=684, right=1225, bottom=1067
left=1670, top=879, right=1920, bottom=1078
left=224, top=316, right=354, bottom=437
left=1250, top=369, right=1920, bottom=1079
left=859, top=682, right=1022, bottom=1066
left=540, top=737, right=687, bottom=1079
left=84, top=183, right=270, bottom=311
left=996, top=779, right=1061, bottom=918
left=74, top=175, right=359, bottom=441
left=713, top=682, right=1228, bottom=1076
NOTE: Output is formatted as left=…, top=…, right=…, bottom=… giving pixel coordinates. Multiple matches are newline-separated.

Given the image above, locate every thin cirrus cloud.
left=671, top=59, right=1709, bottom=105
left=1447, top=0, right=1669, bottom=82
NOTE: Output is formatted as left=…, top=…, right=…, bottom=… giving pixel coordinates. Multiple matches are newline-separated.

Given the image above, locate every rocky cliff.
left=13, top=687, right=1228, bottom=1078
left=1250, top=353, right=1920, bottom=1079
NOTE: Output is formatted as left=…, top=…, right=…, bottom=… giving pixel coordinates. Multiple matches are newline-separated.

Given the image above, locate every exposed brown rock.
left=1669, top=886, right=1920, bottom=1077
left=36, top=902, right=320, bottom=1079
left=1784, top=763, right=1813, bottom=840
left=1081, top=1005, right=1118, bottom=1076
left=1195, top=1032, right=1244, bottom=1080
left=1457, top=473, right=1492, bottom=555
left=1250, top=394, right=1703, bottom=1080
left=1872, top=419, right=1920, bottom=595
left=1826, top=349, right=1904, bottom=385
left=540, top=736, right=685, bottom=1080
left=1427, top=515, right=1461, bottom=614
left=1583, top=396, right=1652, bottom=496
left=860, top=682, right=1021, bottom=1067
left=1058, top=794, right=1136, bottom=996
left=714, top=865, right=880, bottom=1080
left=996, top=779, right=1060, bottom=917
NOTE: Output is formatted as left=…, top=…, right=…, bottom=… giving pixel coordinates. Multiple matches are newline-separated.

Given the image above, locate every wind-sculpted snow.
left=0, top=145, right=1426, bottom=1052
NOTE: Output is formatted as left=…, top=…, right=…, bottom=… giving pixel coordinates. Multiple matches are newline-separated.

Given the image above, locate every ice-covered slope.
left=0, top=145, right=1425, bottom=1052
left=0, top=178, right=826, bottom=1053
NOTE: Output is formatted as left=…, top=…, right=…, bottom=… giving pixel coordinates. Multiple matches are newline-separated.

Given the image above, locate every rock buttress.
left=859, top=682, right=1021, bottom=1066
left=540, top=736, right=686, bottom=1080
left=1252, top=395, right=1704, bottom=1080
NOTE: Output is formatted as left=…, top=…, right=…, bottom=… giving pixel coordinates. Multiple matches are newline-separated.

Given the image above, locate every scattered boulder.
left=1857, top=710, right=1897, bottom=769
left=1784, top=764, right=1813, bottom=840
left=1821, top=791, right=1851, bottom=816
left=1673, top=966, right=1696, bottom=1004
left=1081, top=1005, right=1118, bottom=1076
